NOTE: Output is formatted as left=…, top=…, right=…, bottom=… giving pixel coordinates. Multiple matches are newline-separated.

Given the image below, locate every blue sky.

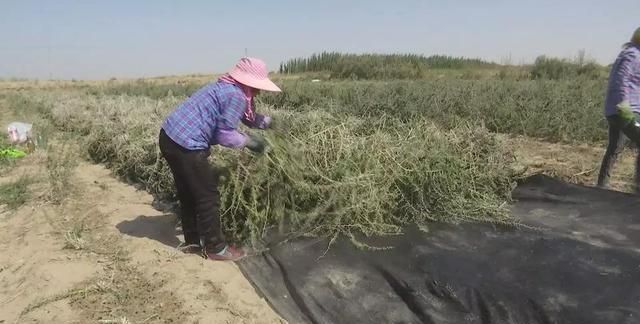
left=1, top=0, right=638, bottom=80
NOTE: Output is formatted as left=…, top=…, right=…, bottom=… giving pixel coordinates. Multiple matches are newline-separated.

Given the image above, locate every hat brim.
left=229, top=71, right=282, bottom=92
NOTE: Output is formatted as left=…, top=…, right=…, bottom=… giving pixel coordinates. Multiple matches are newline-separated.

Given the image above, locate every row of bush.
left=17, top=65, right=613, bottom=247
left=530, top=56, right=605, bottom=80
left=89, top=78, right=608, bottom=143
left=260, top=79, right=608, bottom=142
left=17, top=87, right=517, bottom=245
left=278, top=52, right=607, bottom=81
left=279, top=52, right=496, bottom=79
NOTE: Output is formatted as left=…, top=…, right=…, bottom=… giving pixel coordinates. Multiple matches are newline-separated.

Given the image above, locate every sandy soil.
left=0, top=99, right=284, bottom=323
left=0, top=157, right=284, bottom=324
left=502, top=134, right=637, bottom=193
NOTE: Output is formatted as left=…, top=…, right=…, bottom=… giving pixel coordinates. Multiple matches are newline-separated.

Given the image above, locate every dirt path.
left=503, top=134, right=636, bottom=193
left=0, top=153, right=283, bottom=323
left=0, top=156, right=98, bottom=324
left=73, top=162, right=284, bottom=323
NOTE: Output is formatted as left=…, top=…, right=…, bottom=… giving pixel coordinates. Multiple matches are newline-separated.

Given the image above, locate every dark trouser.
left=597, top=113, right=640, bottom=191
left=158, top=129, right=225, bottom=251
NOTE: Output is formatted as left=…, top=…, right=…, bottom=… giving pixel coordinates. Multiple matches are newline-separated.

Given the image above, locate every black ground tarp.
left=238, top=175, right=640, bottom=324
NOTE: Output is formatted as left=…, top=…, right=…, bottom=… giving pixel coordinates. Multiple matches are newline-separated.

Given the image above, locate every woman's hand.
left=617, top=101, right=634, bottom=123
left=263, top=116, right=273, bottom=129
left=245, top=133, right=267, bottom=154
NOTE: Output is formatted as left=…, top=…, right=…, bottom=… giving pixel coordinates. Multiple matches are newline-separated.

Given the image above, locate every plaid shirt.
left=605, top=44, right=640, bottom=116
left=162, top=81, right=270, bottom=150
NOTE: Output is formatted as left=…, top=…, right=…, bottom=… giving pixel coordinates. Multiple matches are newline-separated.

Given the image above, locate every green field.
left=3, top=52, right=613, bottom=245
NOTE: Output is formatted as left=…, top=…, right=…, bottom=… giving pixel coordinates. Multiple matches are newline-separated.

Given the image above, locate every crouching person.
left=159, top=57, right=281, bottom=261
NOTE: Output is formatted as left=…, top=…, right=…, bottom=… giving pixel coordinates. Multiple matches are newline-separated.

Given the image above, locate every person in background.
left=597, top=27, right=640, bottom=191
left=159, top=57, right=281, bottom=261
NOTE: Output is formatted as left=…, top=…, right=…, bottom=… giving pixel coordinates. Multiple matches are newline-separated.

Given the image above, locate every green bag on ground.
left=0, top=148, right=26, bottom=159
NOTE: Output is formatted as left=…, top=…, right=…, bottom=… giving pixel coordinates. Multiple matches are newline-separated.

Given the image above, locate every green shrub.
left=279, top=52, right=496, bottom=79
left=531, top=56, right=604, bottom=80
left=22, top=73, right=612, bottom=244
left=0, top=176, right=32, bottom=210
left=32, top=91, right=516, bottom=245
left=89, top=80, right=204, bottom=100
left=78, top=77, right=609, bottom=143
left=259, top=79, right=608, bottom=142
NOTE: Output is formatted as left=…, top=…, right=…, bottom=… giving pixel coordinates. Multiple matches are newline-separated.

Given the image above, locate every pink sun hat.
left=228, top=57, right=281, bottom=92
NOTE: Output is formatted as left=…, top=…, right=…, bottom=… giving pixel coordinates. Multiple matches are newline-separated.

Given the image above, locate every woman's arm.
left=214, top=93, right=249, bottom=148
left=610, top=51, right=636, bottom=106
left=241, top=98, right=272, bottom=129
left=242, top=113, right=272, bottom=129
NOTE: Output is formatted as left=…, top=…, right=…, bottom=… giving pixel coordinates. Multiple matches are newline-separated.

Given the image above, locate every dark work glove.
left=617, top=101, right=634, bottom=125
left=617, top=101, right=640, bottom=145
left=266, top=116, right=275, bottom=129
left=245, top=133, right=267, bottom=154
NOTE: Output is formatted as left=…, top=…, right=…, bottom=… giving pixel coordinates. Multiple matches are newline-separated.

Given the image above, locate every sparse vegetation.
left=64, top=222, right=87, bottom=250
left=0, top=154, right=15, bottom=172
left=46, top=142, right=79, bottom=204
left=69, top=261, right=186, bottom=323
left=0, top=140, right=18, bottom=172
left=19, top=286, right=97, bottom=317
left=19, top=241, right=184, bottom=323
left=0, top=175, right=32, bottom=210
